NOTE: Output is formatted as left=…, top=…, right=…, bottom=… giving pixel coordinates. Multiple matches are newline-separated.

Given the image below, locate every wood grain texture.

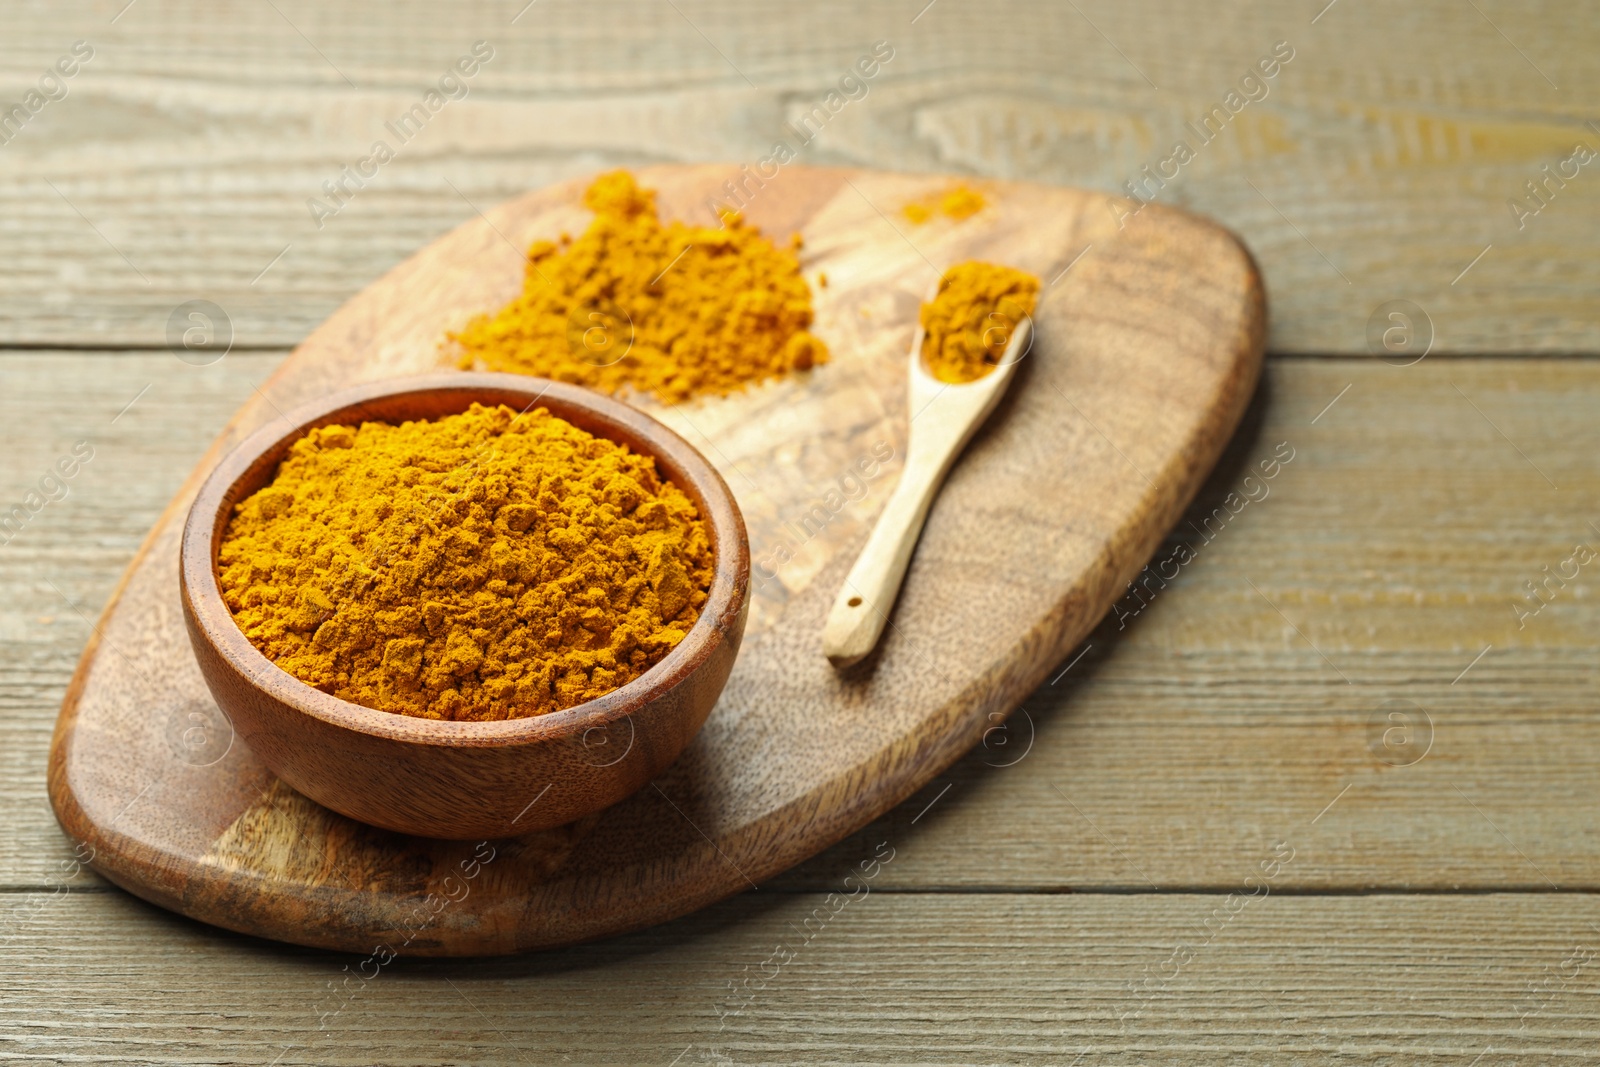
left=5, top=354, right=1598, bottom=894
left=45, top=166, right=1263, bottom=953
left=1, top=1, right=1596, bottom=352
left=3, top=891, right=1599, bottom=1064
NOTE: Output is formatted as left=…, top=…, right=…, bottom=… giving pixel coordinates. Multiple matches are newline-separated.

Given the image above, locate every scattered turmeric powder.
left=452, top=170, right=828, bottom=404
left=217, top=403, right=713, bottom=721
left=919, top=261, right=1040, bottom=384
left=903, top=183, right=988, bottom=224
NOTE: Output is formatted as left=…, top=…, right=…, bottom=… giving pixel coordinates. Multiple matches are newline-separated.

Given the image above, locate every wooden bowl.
left=179, top=373, right=749, bottom=840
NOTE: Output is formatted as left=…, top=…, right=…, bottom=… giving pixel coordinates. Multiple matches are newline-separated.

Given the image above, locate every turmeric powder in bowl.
left=216, top=402, right=712, bottom=722
left=920, top=261, right=1041, bottom=384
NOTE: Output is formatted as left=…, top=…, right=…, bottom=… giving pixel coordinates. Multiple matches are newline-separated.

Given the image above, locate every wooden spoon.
left=822, top=297, right=1034, bottom=668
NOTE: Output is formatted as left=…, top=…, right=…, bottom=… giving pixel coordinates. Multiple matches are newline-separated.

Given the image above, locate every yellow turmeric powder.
left=903, top=183, right=988, bottom=225
left=920, top=261, right=1041, bottom=384
left=217, top=403, right=713, bottom=721
left=452, top=170, right=828, bottom=403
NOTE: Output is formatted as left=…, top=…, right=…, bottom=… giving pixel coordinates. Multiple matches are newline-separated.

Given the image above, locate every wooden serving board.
left=49, top=165, right=1263, bottom=955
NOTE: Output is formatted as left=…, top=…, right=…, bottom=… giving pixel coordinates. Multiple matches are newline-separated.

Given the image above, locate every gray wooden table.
left=4, top=2, right=1598, bottom=1063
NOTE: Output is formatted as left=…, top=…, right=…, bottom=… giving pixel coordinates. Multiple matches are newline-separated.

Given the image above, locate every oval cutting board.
left=49, top=165, right=1263, bottom=955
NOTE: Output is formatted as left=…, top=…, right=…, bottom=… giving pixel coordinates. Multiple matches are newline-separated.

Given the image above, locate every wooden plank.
left=4, top=352, right=1599, bottom=894
left=2, top=890, right=1598, bottom=1063
left=0, top=351, right=281, bottom=889
left=785, top=353, right=1600, bottom=891
left=1, top=1, right=1596, bottom=351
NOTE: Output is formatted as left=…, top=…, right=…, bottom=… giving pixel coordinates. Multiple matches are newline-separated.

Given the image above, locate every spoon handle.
left=822, top=317, right=1030, bottom=669
left=820, top=434, right=957, bottom=668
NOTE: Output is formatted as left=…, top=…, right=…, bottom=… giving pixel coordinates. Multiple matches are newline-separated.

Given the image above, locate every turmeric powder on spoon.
left=919, top=261, right=1040, bottom=384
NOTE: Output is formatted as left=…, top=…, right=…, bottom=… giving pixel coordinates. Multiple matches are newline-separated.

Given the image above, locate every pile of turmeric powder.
left=903, top=184, right=987, bottom=225
left=217, top=403, right=713, bottom=721
left=452, top=170, right=828, bottom=404
left=920, top=261, right=1041, bottom=384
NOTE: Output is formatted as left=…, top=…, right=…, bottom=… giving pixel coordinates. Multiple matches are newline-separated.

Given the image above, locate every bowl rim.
left=180, top=371, right=749, bottom=748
